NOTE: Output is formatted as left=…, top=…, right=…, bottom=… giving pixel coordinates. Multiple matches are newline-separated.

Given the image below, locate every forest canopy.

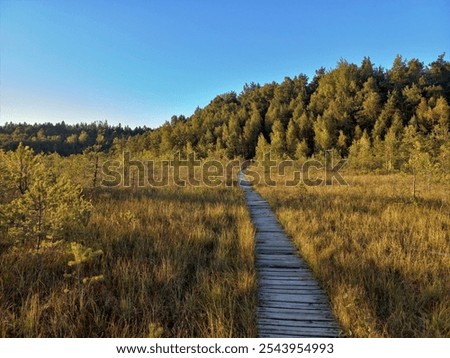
left=1, top=54, right=449, bottom=172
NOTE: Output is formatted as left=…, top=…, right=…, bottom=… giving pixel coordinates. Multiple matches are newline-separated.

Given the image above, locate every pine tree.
left=373, top=91, right=400, bottom=139
left=313, top=111, right=336, bottom=151
left=348, top=130, right=373, bottom=169
left=295, top=140, right=309, bottom=162
left=224, top=116, right=242, bottom=158
left=242, top=106, right=262, bottom=158
left=1, top=146, right=92, bottom=249
left=286, top=119, right=299, bottom=159
left=356, top=77, right=382, bottom=131
left=400, top=125, right=434, bottom=197
left=255, top=134, right=270, bottom=161
left=383, top=127, right=399, bottom=171
left=270, top=120, right=287, bottom=159
left=336, top=130, right=347, bottom=157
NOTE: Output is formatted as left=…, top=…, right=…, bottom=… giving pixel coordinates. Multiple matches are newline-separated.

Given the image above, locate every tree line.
left=0, top=121, right=146, bottom=155
left=124, top=54, right=448, bottom=176
left=1, top=54, right=449, bottom=174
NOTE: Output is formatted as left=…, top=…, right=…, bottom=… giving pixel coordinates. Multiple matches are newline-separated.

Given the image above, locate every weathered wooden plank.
left=256, top=258, right=304, bottom=265
left=258, top=329, right=338, bottom=338
left=257, top=258, right=304, bottom=266
left=256, top=262, right=304, bottom=268
left=259, top=279, right=318, bottom=284
left=258, top=317, right=339, bottom=334
left=255, top=231, right=289, bottom=238
left=258, top=332, right=335, bottom=338
left=257, top=302, right=332, bottom=319
left=253, top=222, right=283, bottom=228
left=256, top=241, right=296, bottom=246
left=258, top=273, right=317, bottom=280
left=256, top=241, right=293, bottom=246
left=258, top=324, right=337, bottom=333
left=258, top=275, right=317, bottom=282
left=259, top=292, right=328, bottom=302
left=259, top=325, right=338, bottom=334
left=256, top=261, right=301, bottom=268
left=253, top=218, right=282, bottom=225
left=250, top=208, right=274, bottom=214
left=259, top=300, right=331, bottom=310
left=256, top=228, right=286, bottom=233
left=256, top=243, right=293, bottom=247
left=256, top=248, right=295, bottom=254
left=257, top=310, right=335, bottom=322
left=259, top=283, right=320, bottom=290
left=259, top=270, right=315, bottom=276
left=260, top=288, right=325, bottom=296
left=257, top=253, right=299, bottom=259
left=259, top=283, right=321, bottom=290
left=257, top=257, right=301, bottom=263
left=258, top=276, right=316, bottom=282
left=256, top=250, right=296, bottom=256
left=258, top=268, right=308, bottom=272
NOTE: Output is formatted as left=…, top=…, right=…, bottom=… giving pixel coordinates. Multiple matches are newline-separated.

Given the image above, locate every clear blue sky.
left=1, top=0, right=449, bottom=128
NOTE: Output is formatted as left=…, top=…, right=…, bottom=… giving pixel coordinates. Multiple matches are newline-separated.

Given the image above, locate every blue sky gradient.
left=1, top=0, right=449, bottom=128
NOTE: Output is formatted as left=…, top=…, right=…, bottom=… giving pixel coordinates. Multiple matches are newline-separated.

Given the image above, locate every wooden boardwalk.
left=238, top=172, right=340, bottom=338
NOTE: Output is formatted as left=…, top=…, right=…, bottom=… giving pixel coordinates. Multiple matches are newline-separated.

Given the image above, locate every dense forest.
left=1, top=54, right=449, bottom=173
left=0, top=121, right=146, bottom=155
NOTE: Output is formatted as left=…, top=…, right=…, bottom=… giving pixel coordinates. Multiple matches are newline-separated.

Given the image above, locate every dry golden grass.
left=253, top=167, right=450, bottom=337
left=0, top=182, right=257, bottom=337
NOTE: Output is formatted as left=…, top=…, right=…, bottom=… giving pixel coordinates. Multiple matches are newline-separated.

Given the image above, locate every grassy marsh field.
left=252, top=167, right=450, bottom=337
left=0, top=176, right=257, bottom=337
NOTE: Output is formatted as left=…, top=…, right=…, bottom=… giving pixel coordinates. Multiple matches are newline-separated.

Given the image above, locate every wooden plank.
left=255, top=232, right=288, bottom=238
left=256, top=240, right=292, bottom=244
left=259, top=323, right=338, bottom=335
left=256, top=228, right=286, bottom=233
left=261, top=288, right=325, bottom=296
left=256, top=262, right=304, bottom=268
left=257, top=253, right=298, bottom=257
left=258, top=269, right=310, bottom=275
left=259, top=300, right=330, bottom=309
left=260, top=287, right=321, bottom=293
left=257, top=310, right=335, bottom=322
left=258, top=305, right=335, bottom=316
left=259, top=332, right=336, bottom=338
left=258, top=275, right=317, bottom=283
left=259, top=283, right=320, bottom=290
left=259, top=292, right=328, bottom=303
left=258, top=277, right=319, bottom=283
left=253, top=218, right=281, bottom=225
left=258, top=273, right=316, bottom=281
left=256, top=247, right=295, bottom=253
left=259, top=300, right=331, bottom=310
left=259, top=324, right=338, bottom=333
left=256, top=242, right=294, bottom=247
left=256, top=238, right=294, bottom=243
left=256, top=250, right=296, bottom=255
left=258, top=275, right=317, bottom=282
left=258, top=268, right=309, bottom=273
left=257, top=257, right=301, bottom=262
left=258, top=317, right=339, bottom=334
left=258, top=329, right=338, bottom=338
left=256, top=258, right=304, bottom=266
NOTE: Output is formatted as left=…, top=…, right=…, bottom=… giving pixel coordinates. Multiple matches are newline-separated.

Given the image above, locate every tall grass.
left=253, top=168, right=449, bottom=337
left=0, top=183, right=257, bottom=337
